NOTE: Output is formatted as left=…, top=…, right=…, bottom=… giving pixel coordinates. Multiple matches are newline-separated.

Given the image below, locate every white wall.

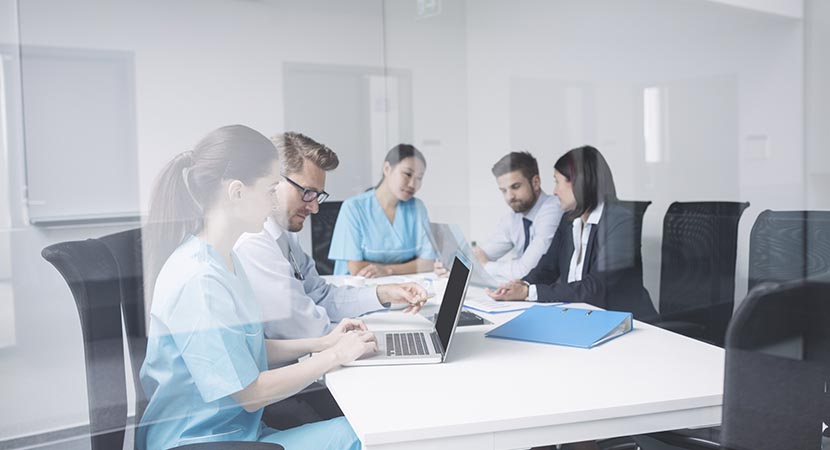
left=705, top=0, right=803, bottom=18
left=463, top=0, right=804, bottom=308
left=805, top=0, right=830, bottom=209
left=14, top=0, right=388, bottom=207
left=383, top=0, right=470, bottom=231
left=0, top=0, right=19, bottom=351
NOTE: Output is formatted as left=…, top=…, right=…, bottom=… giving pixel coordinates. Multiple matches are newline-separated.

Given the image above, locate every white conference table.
left=323, top=275, right=725, bottom=450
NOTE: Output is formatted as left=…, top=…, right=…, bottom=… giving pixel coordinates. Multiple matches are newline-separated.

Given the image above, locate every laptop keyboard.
left=386, top=332, right=430, bottom=357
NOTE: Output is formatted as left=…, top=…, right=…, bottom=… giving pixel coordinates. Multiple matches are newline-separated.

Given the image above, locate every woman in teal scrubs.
left=138, top=125, right=380, bottom=450
left=328, top=144, right=437, bottom=277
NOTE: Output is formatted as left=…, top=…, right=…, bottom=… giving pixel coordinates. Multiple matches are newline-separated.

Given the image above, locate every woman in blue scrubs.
left=138, top=125, right=378, bottom=450
left=328, top=144, right=436, bottom=277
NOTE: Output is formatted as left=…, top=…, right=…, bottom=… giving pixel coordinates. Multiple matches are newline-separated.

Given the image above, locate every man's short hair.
left=491, top=151, right=539, bottom=182
left=271, top=132, right=339, bottom=175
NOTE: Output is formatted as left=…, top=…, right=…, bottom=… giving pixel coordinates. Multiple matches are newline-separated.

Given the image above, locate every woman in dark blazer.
left=487, top=145, right=657, bottom=322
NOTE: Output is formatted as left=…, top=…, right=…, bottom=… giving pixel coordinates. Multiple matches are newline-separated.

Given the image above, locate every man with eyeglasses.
left=235, top=132, right=428, bottom=343
left=236, top=132, right=427, bottom=428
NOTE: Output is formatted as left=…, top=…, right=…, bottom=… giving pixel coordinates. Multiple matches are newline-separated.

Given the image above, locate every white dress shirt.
left=568, top=202, right=604, bottom=282
left=527, top=202, right=604, bottom=301
left=234, top=217, right=383, bottom=340
left=478, top=192, right=563, bottom=281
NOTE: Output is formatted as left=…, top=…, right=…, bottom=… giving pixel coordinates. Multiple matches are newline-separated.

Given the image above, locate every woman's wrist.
left=317, top=347, right=343, bottom=369
left=315, top=334, right=334, bottom=353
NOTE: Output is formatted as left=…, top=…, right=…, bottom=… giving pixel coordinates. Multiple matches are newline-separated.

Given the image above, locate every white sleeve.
left=292, top=235, right=384, bottom=321
left=486, top=199, right=563, bottom=280
left=478, top=213, right=515, bottom=268
left=234, top=232, right=333, bottom=339
left=527, top=284, right=538, bottom=302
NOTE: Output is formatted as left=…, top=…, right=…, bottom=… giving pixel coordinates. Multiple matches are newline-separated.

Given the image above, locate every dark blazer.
left=523, top=202, right=658, bottom=321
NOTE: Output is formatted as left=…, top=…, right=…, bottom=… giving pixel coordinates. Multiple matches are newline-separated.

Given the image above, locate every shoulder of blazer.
left=556, top=214, right=575, bottom=233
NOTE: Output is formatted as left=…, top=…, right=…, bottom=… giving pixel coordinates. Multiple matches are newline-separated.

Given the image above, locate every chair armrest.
left=174, top=442, right=283, bottom=450
left=597, top=436, right=639, bottom=450
left=638, top=431, right=721, bottom=450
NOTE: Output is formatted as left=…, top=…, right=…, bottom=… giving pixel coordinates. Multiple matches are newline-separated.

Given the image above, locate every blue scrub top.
left=137, top=236, right=267, bottom=450
left=328, top=190, right=437, bottom=275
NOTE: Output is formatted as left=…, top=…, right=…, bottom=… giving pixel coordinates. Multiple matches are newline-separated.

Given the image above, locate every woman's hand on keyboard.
left=329, top=329, right=378, bottom=365
left=322, top=318, right=367, bottom=348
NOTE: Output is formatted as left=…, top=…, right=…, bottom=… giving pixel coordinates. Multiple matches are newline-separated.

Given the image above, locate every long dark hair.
left=374, top=144, right=427, bottom=189
left=145, top=125, right=277, bottom=293
left=554, top=145, right=617, bottom=220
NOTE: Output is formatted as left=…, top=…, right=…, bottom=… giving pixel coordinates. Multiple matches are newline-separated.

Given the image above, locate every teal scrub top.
left=137, top=236, right=267, bottom=450
left=328, top=190, right=437, bottom=275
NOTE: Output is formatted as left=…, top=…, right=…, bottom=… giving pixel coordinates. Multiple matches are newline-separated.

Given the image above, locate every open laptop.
left=344, top=254, right=472, bottom=366
left=429, top=222, right=502, bottom=289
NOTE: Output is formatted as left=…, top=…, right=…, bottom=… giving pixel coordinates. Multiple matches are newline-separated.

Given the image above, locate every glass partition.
left=0, top=0, right=826, bottom=448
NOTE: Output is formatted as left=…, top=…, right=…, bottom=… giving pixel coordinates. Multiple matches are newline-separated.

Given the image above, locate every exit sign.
left=416, top=0, right=441, bottom=18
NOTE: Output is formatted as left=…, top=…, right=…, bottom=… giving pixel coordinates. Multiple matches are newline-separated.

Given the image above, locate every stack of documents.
left=485, top=305, right=634, bottom=349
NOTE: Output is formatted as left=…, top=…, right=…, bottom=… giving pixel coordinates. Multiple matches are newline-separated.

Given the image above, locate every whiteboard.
left=21, top=46, right=139, bottom=224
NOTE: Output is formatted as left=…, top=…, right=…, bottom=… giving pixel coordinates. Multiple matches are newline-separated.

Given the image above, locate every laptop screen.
left=429, top=222, right=500, bottom=289
left=434, top=255, right=471, bottom=353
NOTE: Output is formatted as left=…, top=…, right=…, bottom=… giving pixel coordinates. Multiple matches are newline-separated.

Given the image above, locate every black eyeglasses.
left=282, top=176, right=329, bottom=204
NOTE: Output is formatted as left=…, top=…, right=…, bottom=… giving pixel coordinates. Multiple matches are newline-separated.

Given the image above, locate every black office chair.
left=748, top=209, right=830, bottom=291
left=653, top=201, right=749, bottom=346
left=612, top=200, right=652, bottom=234
left=610, top=199, right=652, bottom=260
left=42, top=228, right=284, bottom=450
left=310, top=201, right=343, bottom=275
left=633, top=280, right=830, bottom=450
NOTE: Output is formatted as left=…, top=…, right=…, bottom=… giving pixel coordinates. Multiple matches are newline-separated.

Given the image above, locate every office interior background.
left=0, top=0, right=828, bottom=447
